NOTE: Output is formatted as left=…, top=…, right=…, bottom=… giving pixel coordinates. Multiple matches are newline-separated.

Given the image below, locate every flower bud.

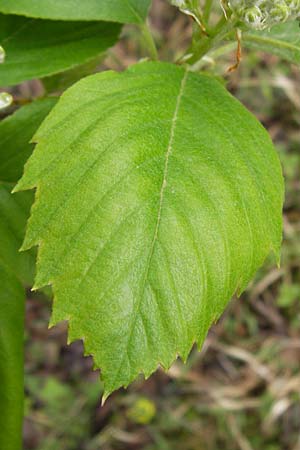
left=270, top=2, right=290, bottom=22
left=243, top=6, right=266, bottom=29
left=285, top=0, right=300, bottom=16
left=0, top=92, right=13, bottom=110
left=227, top=0, right=300, bottom=30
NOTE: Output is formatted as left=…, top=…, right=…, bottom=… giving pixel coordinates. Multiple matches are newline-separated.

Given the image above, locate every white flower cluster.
left=228, top=0, right=300, bottom=30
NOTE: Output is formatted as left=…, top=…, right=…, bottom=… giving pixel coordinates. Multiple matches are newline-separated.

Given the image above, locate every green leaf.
left=0, top=100, right=53, bottom=450
left=15, top=62, right=284, bottom=396
left=0, top=187, right=28, bottom=448
left=0, top=0, right=151, bottom=24
left=0, top=14, right=121, bottom=86
left=42, top=57, right=103, bottom=94
left=0, top=265, right=24, bottom=450
left=0, top=98, right=57, bottom=182
left=243, top=21, right=300, bottom=64
left=0, top=184, right=35, bottom=285
left=0, top=99, right=58, bottom=285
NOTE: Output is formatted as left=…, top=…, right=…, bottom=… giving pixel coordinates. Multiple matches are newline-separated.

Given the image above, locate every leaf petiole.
left=139, top=22, right=159, bottom=61
left=203, top=0, right=213, bottom=23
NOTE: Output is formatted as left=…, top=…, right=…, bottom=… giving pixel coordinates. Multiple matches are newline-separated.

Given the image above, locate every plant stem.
left=211, top=13, right=228, bottom=35
left=190, top=41, right=237, bottom=71
left=140, top=22, right=158, bottom=61
left=187, top=20, right=236, bottom=64
left=203, top=0, right=213, bottom=23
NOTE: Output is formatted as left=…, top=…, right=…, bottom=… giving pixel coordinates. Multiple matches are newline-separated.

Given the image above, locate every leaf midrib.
left=124, top=0, right=143, bottom=23
left=143, top=69, right=189, bottom=287
left=2, top=19, right=34, bottom=44
left=244, top=33, right=300, bottom=54
left=110, top=69, right=189, bottom=387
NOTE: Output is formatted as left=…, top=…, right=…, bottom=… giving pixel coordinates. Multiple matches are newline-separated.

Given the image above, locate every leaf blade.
left=0, top=99, right=58, bottom=285
left=243, top=21, right=300, bottom=64
left=0, top=98, right=54, bottom=448
left=0, top=14, right=121, bottom=86
left=0, top=98, right=57, bottom=182
left=0, top=0, right=151, bottom=24
left=0, top=266, right=24, bottom=450
left=16, top=62, right=284, bottom=395
left=0, top=184, right=35, bottom=285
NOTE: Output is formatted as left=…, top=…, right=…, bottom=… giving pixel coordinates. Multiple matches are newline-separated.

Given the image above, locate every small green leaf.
left=0, top=99, right=58, bottom=285
left=243, top=21, right=300, bottom=64
left=0, top=98, right=57, bottom=182
left=16, top=62, right=284, bottom=396
left=0, top=14, right=121, bottom=86
left=0, top=0, right=151, bottom=24
left=0, top=184, right=35, bottom=285
left=0, top=99, right=55, bottom=450
left=0, top=115, right=45, bottom=450
left=0, top=186, right=28, bottom=447
left=0, top=266, right=24, bottom=450
left=42, top=57, right=103, bottom=94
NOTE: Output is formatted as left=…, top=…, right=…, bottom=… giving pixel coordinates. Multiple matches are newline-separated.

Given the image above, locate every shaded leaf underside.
left=0, top=98, right=58, bottom=285
left=0, top=98, right=55, bottom=448
left=0, top=265, right=24, bottom=450
left=0, top=188, right=26, bottom=449
left=16, top=62, right=283, bottom=396
left=0, top=14, right=121, bottom=86
left=0, top=184, right=35, bottom=286
left=0, top=98, right=57, bottom=182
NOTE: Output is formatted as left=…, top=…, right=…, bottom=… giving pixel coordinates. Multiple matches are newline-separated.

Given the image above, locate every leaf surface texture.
left=16, top=62, right=284, bottom=395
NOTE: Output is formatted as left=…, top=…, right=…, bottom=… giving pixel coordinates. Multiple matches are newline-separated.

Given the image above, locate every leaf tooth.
left=20, top=238, right=37, bottom=252
left=12, top=176, right=38, bottom=194
left=32, top=266, right=51, bottom=290
left=101, top=393, right=110, bottom=406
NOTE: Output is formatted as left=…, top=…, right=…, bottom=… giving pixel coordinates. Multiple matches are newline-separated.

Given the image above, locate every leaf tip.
left=19, top=241, right=31, bottom=252
left=48, top=321, right=55, bottom=330
left=11, top=182, right=21, bottom=194
left=101, top=392, right=111, bottom=406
